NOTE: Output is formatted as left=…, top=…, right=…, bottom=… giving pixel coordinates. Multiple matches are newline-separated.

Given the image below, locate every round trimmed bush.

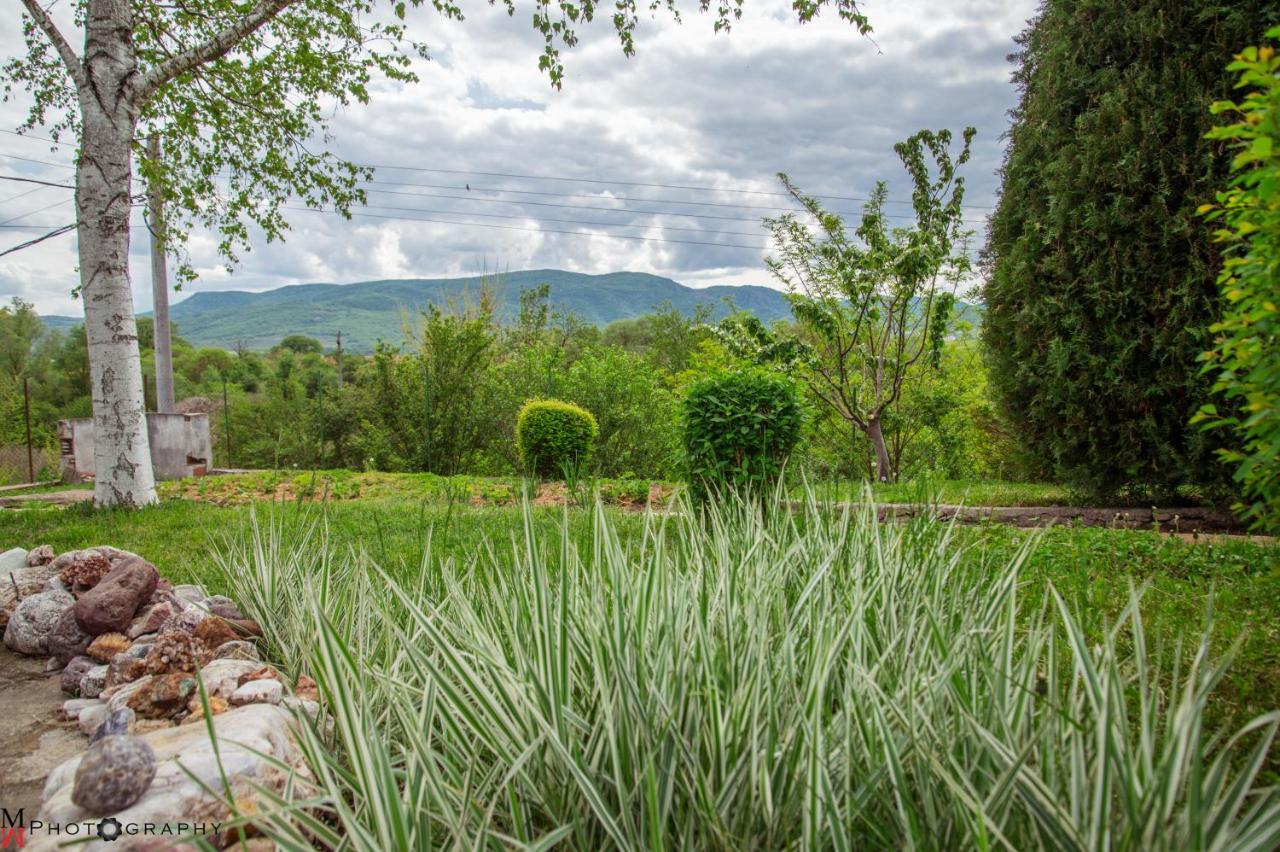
left=516, top=399, right=598, bottom=479
left=681, top=369, right=804, bottom=500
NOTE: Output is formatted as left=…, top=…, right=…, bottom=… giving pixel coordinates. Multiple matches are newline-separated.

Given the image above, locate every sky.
left=0, top=0, right=1039, bottom=318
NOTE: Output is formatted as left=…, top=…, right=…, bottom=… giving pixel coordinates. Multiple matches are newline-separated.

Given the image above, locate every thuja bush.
left=681, top=368, right=804, bottom=499
left=515, top=399, right=598, bottom=479
left=215, top=497, right=1280, bottom=850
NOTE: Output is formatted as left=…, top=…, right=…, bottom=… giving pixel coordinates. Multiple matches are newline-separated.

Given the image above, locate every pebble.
left=78, top=702, right=112, bottom=737
left=62, top=698, right=103, bottom=720
left=61, top=656, right=96, bottom=695
left=71, top=734, right=156, bottom=815
left=79, top=664, right=109, bottom=698
left=171, top=584, right=206, bottom=604
left=211, top=640, right=259, bottom=662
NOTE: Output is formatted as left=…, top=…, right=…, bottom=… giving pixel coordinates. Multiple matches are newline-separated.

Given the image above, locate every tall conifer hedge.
left=982, top=0, right=1279, bottom=499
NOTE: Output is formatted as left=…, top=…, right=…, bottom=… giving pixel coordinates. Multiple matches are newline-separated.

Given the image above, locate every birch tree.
left=4, top=0, right=871, bottom=508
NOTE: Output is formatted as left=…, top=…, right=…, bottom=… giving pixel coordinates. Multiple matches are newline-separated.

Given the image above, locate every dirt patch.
left=0, top=490, right=93, bottom=509
left=0, top=649, right=82, bottom=820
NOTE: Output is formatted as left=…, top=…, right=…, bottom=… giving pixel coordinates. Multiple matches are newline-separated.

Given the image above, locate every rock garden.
left=1, top=544, right=317, bottom=850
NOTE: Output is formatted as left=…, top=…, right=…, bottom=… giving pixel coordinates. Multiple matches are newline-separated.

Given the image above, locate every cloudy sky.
left=0, top=0, right=1037, bottom=318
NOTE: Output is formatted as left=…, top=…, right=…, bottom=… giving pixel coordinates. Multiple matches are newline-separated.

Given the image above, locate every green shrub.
left=515, top=399, right=598, bottom=478
left=1197, top=28, right=1280, bottom=532
left=681, top=368, right=804, bottom=498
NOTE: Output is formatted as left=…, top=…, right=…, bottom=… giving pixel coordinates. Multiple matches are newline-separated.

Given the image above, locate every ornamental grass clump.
left=213, top=495, right=1280, bottom=851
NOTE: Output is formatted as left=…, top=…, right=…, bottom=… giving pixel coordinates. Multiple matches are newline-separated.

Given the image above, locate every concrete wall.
left=59, top=413, right=213, bottom=483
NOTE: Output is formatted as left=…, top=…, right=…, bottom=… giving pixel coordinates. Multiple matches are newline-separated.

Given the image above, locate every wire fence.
left=0, top=443, right=58, bottom=487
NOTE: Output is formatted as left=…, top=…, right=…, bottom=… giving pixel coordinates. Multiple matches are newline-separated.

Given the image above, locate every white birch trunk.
left=76, top=0, right=157, bottom=507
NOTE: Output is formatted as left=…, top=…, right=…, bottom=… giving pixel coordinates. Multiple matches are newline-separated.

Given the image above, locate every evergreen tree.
left=982, top=0, right=1279, bottom=500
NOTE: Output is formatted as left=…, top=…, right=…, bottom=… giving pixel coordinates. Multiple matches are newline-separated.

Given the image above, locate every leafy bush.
left=216, top=494, right=1280, bottom=850
left=681, top=368, right=804, bottom=498
left=1197, top=28, right=1280, bottom=532
left=516, top=399, right=598, bottom=478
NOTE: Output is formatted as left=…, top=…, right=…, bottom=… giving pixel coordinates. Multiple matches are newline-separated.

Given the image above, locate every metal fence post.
left=222, top=373, right=232, bottom=469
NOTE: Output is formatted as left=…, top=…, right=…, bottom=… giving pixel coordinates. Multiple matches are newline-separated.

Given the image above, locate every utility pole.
left=147, top=135, right=175, bottom=413
left=23, top=377, right=34, bottom=483
left=335, top=330, right=343, bottom=387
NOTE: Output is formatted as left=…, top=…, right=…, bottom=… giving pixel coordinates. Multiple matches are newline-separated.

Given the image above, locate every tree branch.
left=18, top=0, right=86, bottom=90
left=132, top=0, right=298, bottom=103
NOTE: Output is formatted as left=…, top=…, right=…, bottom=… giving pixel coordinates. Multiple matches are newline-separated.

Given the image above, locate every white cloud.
left=0, top=0, right=1037, bottom=319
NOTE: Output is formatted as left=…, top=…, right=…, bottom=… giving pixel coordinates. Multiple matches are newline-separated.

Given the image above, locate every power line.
left=0, top=151, right=74, bottom=169
left=0, top=198, right=72, bottom=226
left=0, top=185, right=52, bottom=205
left=288, top=205, right=766, bottom=251
left=0, top=223, right=75, bottom=257
left=0, top=174, right=74, bottom=189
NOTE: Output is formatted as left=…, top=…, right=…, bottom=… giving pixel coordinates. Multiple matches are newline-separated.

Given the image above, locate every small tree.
left=718, top=128, right=974, bottom=481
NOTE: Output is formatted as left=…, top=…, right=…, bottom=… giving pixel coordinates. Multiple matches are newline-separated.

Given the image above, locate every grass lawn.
left=150, top=468, right=1170, bottom=508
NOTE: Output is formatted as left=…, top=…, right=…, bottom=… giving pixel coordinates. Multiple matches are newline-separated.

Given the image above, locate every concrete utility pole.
left=147, top=135, right=175, bottom=413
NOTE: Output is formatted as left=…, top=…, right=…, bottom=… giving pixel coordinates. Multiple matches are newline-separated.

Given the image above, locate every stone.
left=71, top=734, right=157, bottom=815
left=228, top=617, right=264, bottom=638
left=193, top=616, right=239, bottom=649
left=27, top=544, right=55, bottom=566
left=211, top=640, right=259, bottom=662
left=43, top=656, right=63, bottom=673
left=160, top=603, right=207, bottom=634
left=79, top=664, right=109, bottom=698
left=172, top=584, right=206, bottom=604
left=0, top=547, right=28, bottom=573
left=230, top=679, right=282, bottom=706
left=202, top=595, right=243, bottom=620
left=42, top=575, right=69, bottom=594
left=143, top=630, right=208, bottom=674
left=127, top=671, right=197, bottom=719
left=127, top=600, right=180, bottom=638
left=85, top=632, right=131, bottom=662
left=3, top=588, right=74, bottom=655
left=181, top=694, right=229, bottom=725
left=73, top=555, right=159, bottom=635
left=294, top=675, right=318, bottom=702
left=58, top=550, right=112, bottom=596
left=61, top=656, right=96, bottom=694
left=78, top=702, right=112, bottom=737
left=46, top=607, right=93, bottom=663
left=107, top=675, right=153, bottom=712
left=62, top=698, right=104, bottom=720
left=105, top=652, right=146, bottom=689
left=281, top=696, right=321, bottom=721
left=236, top=665, right=281, bottom=687
left=39, top=704, right=301, bottom=850
left=89, top=707, right=136, bottom=743
left=198, top=659, right=263, bottom=699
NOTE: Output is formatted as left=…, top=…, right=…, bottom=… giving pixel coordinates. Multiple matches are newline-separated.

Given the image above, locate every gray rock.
left=61, top=656, right=95, bottom=695
left=282, top=696, right=321, bottom=721
left=89, top=707, right=136, bottom=744
left=3, top=588, right=74, bottom=655
left=42, top=575, right=69, bottom=594
left=71, top=734, right=156, bottom=814
left=26, top=544, right=55, bottom=566
left=171, top=584, right=206, bottom=604
left=63, top=698, right=104, bottom=721
left=78, top=702, right=112, bottom=737
left=201, top=595, right=243, bottom=620
left=79, top=664, right=109, bottom=698
left=0, top=547, right=27, bottom=574
left=107, top=676, right=152, bottom=712
left=229, top=678, right=282, bottom=706
left=211, top=640, right=259, bottom=662
left=0, top=559, right=60, bottom=612
left=47, top=607, right=93, bottom=663
left=198, top=658, right=262, bottom=699
left=43, top=656, right=63, bottom=673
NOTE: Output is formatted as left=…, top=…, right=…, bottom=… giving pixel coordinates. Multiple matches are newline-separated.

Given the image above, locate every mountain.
left=42, top=269, right=981, bottom=352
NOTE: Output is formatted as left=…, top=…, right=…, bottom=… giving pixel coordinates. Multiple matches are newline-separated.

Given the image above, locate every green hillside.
left=43, top=269, right=981, bottom=352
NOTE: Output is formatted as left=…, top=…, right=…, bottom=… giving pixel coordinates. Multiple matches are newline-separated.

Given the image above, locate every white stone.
left=229, top=678, right=282, bottom=706
left=171, top=584, right=205, bottom=604
left=78, top=703, right=112, bottom=737
left=62, top=698, right=104, bottom=721
left=0, top=559, right=59, bottom=611
left=79, top=665, right=109, bottom=699
left=3, top=588, right=74, bottom=655
left=0, top=547, right=28, bottom=574
left=33, top=704, right=302, bottom=851
left=198, top=658, right=262, bottom=700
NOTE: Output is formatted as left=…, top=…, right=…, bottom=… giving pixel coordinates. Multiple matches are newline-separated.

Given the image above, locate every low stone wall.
left=1, top=546, right=314, bottom=850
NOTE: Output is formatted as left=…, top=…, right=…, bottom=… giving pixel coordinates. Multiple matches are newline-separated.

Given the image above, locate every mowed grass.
left=2, top=492, right=1275, bottom=746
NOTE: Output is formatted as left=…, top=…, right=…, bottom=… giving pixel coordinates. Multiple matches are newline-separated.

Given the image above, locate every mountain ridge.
left=42, top=269, right=979, bottom=352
